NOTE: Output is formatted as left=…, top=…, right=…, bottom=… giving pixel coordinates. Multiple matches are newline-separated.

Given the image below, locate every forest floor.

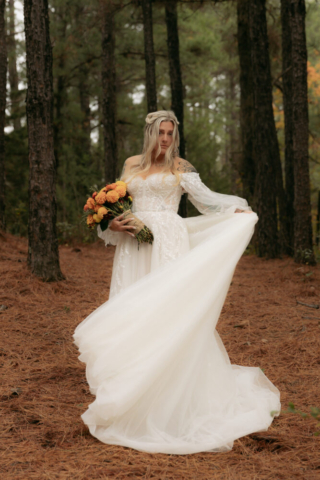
left=0, top=232, right=320, bottom=480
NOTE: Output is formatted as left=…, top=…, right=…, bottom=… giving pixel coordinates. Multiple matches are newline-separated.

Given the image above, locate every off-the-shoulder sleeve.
left=180, top=172, right=251, bottom=215
left=97, top=225, right=122, bottom=246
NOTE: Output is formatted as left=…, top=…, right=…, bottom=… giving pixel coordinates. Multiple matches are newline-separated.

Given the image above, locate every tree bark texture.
left=24, top=0, right=64, bottom=281
left=7, top=0, right=21, bottom=131
left=281, top=0, right=295, bottom=255
left=141, top=0, right=157, bottom=113
left=288, top=0, right=315, bottom=264
left=101, top=0, right=118, bottom=182
left=165, top=0, right=187, bottom=217
left=237, top=0, right=255, bottom=205
left=245, top=0, right=286, bottom=258
left=79, top=65, right=91, bottom=161
left=0, top=0, right=7, bottom=231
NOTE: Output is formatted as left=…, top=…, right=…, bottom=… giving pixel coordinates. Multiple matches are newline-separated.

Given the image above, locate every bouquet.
left=83, top=181, right=154, bottom=245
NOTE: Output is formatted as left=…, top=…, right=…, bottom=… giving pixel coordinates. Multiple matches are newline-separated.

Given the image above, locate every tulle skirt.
left=73, top=211, right=281, bottom=454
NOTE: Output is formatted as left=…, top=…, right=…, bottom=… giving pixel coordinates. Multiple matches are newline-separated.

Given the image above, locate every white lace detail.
left=128, top=173, right=182, bottom=214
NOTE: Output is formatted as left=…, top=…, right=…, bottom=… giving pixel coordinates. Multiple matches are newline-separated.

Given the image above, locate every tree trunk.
left=141, top=0, right=157, bottom=113
left=281, top=0, right=295, bottom=255
left=7, top=0, right=21, bottom=131
left=0, top=0, right=7, bottom=231
left=165, top=0, right=187, bottom=217
left=24, top=0, right=64, bottom=281
left=237, top=0, right=255, bottom=205
left=79, top=65, right=91, bottom=161
left=289, top=0, right=315, bottom=264
left=101, top=0, right=118, bottom=182
left=249, top=0, right=282, bottom=258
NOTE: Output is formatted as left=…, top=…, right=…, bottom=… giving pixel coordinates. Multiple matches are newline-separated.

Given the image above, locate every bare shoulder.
left=174, top=157, right=198, bottom=174
left=125, top=154, right=142, bottom=166
left=120, top=155, right=142, bottom=178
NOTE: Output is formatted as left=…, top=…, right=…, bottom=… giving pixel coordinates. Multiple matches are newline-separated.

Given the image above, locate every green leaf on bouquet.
left=100, top=220, right=109, bottom=232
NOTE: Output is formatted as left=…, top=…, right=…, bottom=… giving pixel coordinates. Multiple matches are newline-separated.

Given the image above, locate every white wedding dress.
left=73, top=172, right=280, bottom=455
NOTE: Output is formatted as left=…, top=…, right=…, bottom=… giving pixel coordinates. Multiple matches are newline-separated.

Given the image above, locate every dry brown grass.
left=0, top=231, right=319, bottom=479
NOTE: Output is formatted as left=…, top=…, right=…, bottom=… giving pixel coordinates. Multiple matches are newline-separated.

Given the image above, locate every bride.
left=73, top=110, right=280, bottom=455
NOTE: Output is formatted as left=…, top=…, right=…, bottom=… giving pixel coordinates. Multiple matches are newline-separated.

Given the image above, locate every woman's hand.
left=235, top=209, right=252, bottom=214
left=109, top=214, right=136, bottom=237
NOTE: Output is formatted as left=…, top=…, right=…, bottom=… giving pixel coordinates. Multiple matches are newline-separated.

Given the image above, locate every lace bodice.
left=97, top=172, right=251, bottom=246
left=128, top=173, right=182, bottom=213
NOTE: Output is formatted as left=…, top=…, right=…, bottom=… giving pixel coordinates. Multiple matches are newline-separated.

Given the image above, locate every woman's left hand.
left=235, top=209, right=252, bottom=214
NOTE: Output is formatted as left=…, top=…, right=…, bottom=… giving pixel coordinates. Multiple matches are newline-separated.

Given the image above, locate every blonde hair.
left=129, top=110, right=180, bottom=181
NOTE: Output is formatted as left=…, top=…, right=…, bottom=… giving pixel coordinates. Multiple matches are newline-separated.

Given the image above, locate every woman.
left=74, top=110, right=280, bottom=455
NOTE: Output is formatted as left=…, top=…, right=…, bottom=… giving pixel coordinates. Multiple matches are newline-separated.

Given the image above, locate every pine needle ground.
left=0, top=232, right=319, bottom=480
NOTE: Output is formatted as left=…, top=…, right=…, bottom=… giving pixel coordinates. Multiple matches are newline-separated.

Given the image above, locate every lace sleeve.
left=97, top=224, right=122, bottom=246
left=180, top=172, right=251, bottom=215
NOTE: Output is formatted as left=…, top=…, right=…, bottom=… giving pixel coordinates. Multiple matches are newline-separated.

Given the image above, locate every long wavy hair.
left=128, top=110, right=180, bottom=181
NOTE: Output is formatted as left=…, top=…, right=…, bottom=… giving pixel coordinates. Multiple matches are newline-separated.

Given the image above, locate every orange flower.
left=83, top=204, right=89, bottom=211
left=106, top=183, right=117, bottom=191
left=92, top=192, right=97, bottom=199
left=115, top=181, right=126, bottom=188
left=94, top=204, right=102, bottom=213
left=93, top=214, right=102, bottom=223
left=97, top=207, right=108, bottom=219
left=86, top=197, right=95, bottom=210
left=86, top=214, right=95, bottom=226
left=95, top=191, right=107, bottom=204
left=106, top=190, right=119, bottom=203
left=115, top=185, right=126, bottom=197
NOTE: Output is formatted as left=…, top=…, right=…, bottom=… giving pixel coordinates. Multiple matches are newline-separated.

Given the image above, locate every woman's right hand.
left=109, top=214, right=136, bottom=238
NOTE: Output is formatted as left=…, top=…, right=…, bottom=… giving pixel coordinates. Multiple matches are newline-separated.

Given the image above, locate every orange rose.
left=94, top=204, right=102, bottom=213
left=86, top=214, right=95, bottom=226
left=106, top=190, right=119, bottom=203
left=86, top=197, right=95, bottom=210
left=115, top=185, right=126, bottom=197
left=92, top=192, right=97, bottom=199
left=95, top=191, right=107, bottom=204
left=97, top=207, right=108, bottom=219
left=83, top=204, right=89, bottom=211
left=93, top=214, right=102, bottom=223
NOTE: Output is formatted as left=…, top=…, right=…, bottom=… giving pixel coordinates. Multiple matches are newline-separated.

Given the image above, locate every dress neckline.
left=136, top=172, right=175, bottom=182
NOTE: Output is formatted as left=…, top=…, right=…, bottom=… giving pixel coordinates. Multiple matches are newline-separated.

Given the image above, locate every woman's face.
left=157, top=121, right=174, bottom=156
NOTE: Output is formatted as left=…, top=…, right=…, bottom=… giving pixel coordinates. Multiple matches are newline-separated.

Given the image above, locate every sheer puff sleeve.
left=180, top=172, right=251, bottom=215
left=97, top=225, right=122, bottom=246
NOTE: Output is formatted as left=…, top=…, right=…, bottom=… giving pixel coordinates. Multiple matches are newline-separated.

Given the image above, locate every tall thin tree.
left=24, top=0, right=64, bottom=281
left=249, top=0, right=285, bottom=258
left=281, top=0, right=295, bottom=255
left=237, top=0, right=255, bottom=206
left=101, top=0, right=118, bottom=182
left=0, top=0, right=7, bottom=231
left=7, top=0, right=21, bottom=131
left=165, top=0, right=187, bottom=217
left=288, top=0, right=315, bottom=264
left=141, top=0, right=157, bottom=113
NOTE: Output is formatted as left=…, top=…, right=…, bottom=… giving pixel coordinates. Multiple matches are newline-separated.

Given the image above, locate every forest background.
left=3, top=0, right=320, bottom=247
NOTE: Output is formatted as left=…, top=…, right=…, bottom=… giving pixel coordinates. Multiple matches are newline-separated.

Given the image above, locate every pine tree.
left=101, top=0, right=118, bottom=182
left=281, top=0, right=295, bottom=255
left=0, top=0, right=7, bottom=231
left=141, top=0, right=157, bottom=113
left=24, top=0, right=64, bottom=280
left=288, top=0, right=315, bottom=264
left=165, top=0, right=187, bottom=217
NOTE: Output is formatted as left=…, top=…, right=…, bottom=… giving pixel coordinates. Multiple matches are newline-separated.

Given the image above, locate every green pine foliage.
left=3, top=0, right=320, bottom=240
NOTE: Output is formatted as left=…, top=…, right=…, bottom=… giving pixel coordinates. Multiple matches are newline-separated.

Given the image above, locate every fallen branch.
left=296, top=300, right=319, bottom=309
